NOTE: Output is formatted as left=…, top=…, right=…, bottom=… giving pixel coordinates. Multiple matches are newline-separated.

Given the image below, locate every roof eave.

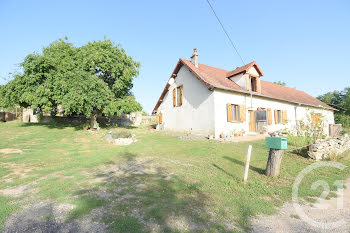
left=213, top=86, right=336, bottom=111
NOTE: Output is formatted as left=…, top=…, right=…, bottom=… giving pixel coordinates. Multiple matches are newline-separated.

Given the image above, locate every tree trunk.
left=90, top=113, right=97, bottom=129
left=265, top=149, right=284, bottom=176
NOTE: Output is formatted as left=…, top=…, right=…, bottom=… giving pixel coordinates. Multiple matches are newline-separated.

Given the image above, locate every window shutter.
left=155, top=114, right=159, bottom=124
left=159, top=113, right=163, bottom=124
left=256, top=77, right=261, bottom=92
left=173, top=88, right=176, bottom=107
left=282, top=110, right=288, bottom=124
left=227, top=104, right=232, bottom=122
left=274, top=110, right=278, bottom=124
left=267, top=108, right=272, bottom=125
left=239, top=105, right=246, bottom=122
left=180, top=86, right=183, bottom=106
left=246, top=76, right=251, bottom=91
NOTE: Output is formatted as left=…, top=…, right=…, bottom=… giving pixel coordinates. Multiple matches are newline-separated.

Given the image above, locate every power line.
left=205, top=0, right=245, bottom=65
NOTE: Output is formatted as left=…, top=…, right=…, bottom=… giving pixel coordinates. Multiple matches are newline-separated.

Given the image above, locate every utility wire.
left=205, top=0, right=245, bottom=65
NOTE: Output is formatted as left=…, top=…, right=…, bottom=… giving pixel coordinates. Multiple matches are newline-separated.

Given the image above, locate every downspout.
left=295, top=103, right=301, bottom=135
left=250, top=91, right=253, bottom=109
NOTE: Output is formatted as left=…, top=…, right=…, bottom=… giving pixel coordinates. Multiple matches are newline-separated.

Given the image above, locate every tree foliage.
left=0, top=38, right=142, bottom=124
left=317, top=87, right=350, bottom=128
left=317, top=88, right=350, bottom=114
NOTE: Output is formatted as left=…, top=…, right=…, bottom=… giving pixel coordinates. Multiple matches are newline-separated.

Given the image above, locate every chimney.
left=190, top=48, right=198, bottom=67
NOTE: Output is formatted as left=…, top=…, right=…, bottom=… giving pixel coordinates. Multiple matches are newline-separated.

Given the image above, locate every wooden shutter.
left=274, top=110, right=278, bottom=124
left=256, top=77, right=261, bottom=92
left=180, top=86, right=183, bottom=106
left=267, top=108, right=272, bottom=125
left=239, top=105, right=246, bottom=122
left=282, top=110, right=288, bottom=124
left=227, top=104, right=232, bottom=122
left=159, top=113, right=163, bottom=124
left=155, top=114, right=159, bottom=124
left=173, top=88, right=176, bottom=107
left=246, top=75, right=251, bottom=91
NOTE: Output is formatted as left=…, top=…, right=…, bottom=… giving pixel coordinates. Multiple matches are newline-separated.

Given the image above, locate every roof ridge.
left=180, top=58, right=230, bottom=72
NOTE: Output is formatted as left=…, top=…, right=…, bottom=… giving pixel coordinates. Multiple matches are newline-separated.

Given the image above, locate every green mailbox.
left=265, top=137, right=288, bottom=150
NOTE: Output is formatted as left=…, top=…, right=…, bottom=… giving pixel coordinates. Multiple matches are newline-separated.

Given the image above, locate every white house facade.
left=153, top=49, right=335, bottom=139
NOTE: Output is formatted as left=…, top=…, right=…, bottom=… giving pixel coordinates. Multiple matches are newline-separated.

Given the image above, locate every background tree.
left=1, top=38, right=142, bottom=128
left=273, top=81, right=286, bottom=86
left=317, top=87, right=350, bottom=128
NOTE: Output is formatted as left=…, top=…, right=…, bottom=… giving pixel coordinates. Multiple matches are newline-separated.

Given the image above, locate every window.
left=276, top=110, right=282, bottom=124
left=311, top=113, right=321, bottom=123
left=251, top=76, right=257, bottom=92
left=256, top=110, right=267, bottom=121
left=173, top=86, right=183, bottom=107
left=177, top=86, right=183, bottom=106
left=227, top=104, right=246, bottom=122
left=231, top=104, right=240, bottom=121
left=274, top=110, right=288, bottom=124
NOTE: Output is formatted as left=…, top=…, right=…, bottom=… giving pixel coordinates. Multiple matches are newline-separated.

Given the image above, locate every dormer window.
left=248, top=75, right=261, bottom=92
left=225, top=61, right=263, bottom=92
left=250, top=76, right=257, bottom=92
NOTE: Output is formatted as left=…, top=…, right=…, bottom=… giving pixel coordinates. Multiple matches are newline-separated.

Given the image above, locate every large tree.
left=1, top=38, right=141, bottom=128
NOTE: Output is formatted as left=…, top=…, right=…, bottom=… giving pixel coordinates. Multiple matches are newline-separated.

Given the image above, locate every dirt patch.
left=0, top=148, right=23, bottom=154
left=3, top=201, right=106, bottom=233
left=1, top=162, right=35, bottom=180
left=251, top=179, right=350, bottom=233
left=0, top=184, right=32, bottom=197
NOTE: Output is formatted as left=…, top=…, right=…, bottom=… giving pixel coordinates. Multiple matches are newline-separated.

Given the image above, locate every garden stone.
left=309, top=137, right=350, bottom=160
left=105, top=132, right=137, bottom=146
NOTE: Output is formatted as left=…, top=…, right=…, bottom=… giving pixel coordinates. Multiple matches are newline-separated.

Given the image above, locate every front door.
left=248, top=110, right=256, bottom=132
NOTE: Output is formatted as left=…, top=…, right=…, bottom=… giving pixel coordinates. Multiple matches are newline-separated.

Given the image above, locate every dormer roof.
left=226, top=61, right=264, bottom=78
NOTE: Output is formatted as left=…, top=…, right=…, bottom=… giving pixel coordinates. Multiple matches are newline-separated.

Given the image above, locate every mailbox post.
left=265, top=137, right=288, bottom=177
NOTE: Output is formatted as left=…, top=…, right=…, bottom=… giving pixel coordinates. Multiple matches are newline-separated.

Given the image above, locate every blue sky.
left=0, top=0, right=349, bottom=113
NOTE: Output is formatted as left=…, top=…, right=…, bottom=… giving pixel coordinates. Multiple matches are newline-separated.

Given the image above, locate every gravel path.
left=250, top=179, right=350, bottom=233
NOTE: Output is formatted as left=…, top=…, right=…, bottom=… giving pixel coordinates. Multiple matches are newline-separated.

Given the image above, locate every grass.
left=0, top=121, right=350, bottom=232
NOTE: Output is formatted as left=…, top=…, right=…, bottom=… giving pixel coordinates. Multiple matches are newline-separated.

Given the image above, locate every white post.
left=243, top=145, right=252, bottom=184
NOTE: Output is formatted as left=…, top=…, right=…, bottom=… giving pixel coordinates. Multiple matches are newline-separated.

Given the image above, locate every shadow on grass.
left=68, top=152, right=242, bottom=232
left=290, top=148, right=310, bottom=159
left=212, top=163, right=240, bottom=180
left=19, top=122, right=83, bottom=131
left=18, top=122, right=138, bottom=131
left=223, top=156, right=265, bottom=175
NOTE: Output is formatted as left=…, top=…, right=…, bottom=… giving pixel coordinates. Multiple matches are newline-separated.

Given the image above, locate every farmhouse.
left=153, top=49, right=335, bottom=138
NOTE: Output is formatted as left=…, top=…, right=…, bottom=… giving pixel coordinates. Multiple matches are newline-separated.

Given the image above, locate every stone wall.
left=309, top=136, right=350, bottom=160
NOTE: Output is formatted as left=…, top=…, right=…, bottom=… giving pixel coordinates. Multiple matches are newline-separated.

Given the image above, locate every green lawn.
left=0, top=122, right=349, bottom=232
